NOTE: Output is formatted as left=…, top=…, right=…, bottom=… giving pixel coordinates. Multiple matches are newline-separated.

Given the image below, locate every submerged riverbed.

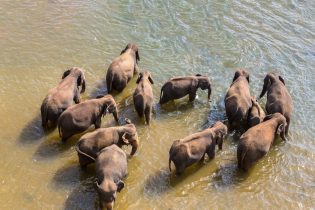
left=0, top=0, right=314, bottom=209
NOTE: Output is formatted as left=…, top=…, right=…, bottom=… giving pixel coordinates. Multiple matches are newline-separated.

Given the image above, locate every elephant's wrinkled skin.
left=237, top=113, right=287, bottom=171
left=40, top=67, right=86, bottom=128
left=106, top=43, right=140, bottom=93
left=225, top=70, right=252, bottom=129
left=96, top=145, right=127, bottom=210
left=57, top=95, right=118, bottom=142
left=76, top=120, right=138, bottom=168
left=133, top=71, right=154, bottom=125
left=169, top=121, right=227, bottom=175
left=259, top=72, right=293, bottom=135
left=159, top=74, right=211, bottom=104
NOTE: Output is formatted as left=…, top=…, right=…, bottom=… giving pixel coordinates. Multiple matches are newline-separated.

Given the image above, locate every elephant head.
left=62, top=67, right=86, bottom=93
left=99, top=95, right=119, bottom=122
left=136, top=71, right=154, bottom=84
left=263, top=113, right=287, bottom=141
left=96, top=180, right=124, bottom=210
left=259, top=72, right=285, bottom=98
left=195, top=74, right=211, bottom=100
left=232, top=69, right=249, bottom=84
left=121, top=122, right=139, bottom=156
left=121, top=43, right=140, bottom=64
left=210, top=121, right=228, bottom=150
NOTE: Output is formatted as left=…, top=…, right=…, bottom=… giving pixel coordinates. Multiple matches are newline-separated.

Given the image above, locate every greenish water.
left=0, top=0, right=314, bottom=209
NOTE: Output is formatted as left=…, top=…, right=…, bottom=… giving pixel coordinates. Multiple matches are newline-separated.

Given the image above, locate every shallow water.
left=0, top=0, right=315, bottom=209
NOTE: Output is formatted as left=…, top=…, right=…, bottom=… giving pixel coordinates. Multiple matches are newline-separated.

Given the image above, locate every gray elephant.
left=106, top=43, right=140, bottom=93
left=133, top=71, right=154, bottom=125
left=169, top=121, right=227, bottom=175
left=225, top=70, right=251, bottom=129
left=76, top=119, right=138, bottom=168
left=237, top=113, right=287, bottom=171
left=96, top=145, right=127, bottom=210
left=57, top=95, right=118, bottom=142
left=159, top=74, right=211, bottom=104
left=40, top=67, right=86, bottom=128
left=248, top=97, right=265, bottom=127
left=259, top=72, right=293, bottom=135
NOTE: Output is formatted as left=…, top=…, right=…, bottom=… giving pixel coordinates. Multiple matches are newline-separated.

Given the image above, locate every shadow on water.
left=144, top=163, right=206, bottom=196
left=52, top=161, right=95, bottom=187
left=17, top=114, right=54, bottom=145
left=210, top=162, right=248, bottom=189
left=63, top=178, right=98, bottom=210
left=33, top=133, right=81, bottom=160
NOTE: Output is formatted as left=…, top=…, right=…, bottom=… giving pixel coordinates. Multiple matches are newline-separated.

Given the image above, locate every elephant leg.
left=207, top=144, right=216, bottom=159
left=78, top=154, right=93, bottom=169
left=95, top=117, right=102, bottom=129
left=199, top=153, right=205, bottom=163
left=189, top=91, right=196, bottom=102
left=144, top=106, right=151, bottom=125
left=61, top=132, right=72, bottom=142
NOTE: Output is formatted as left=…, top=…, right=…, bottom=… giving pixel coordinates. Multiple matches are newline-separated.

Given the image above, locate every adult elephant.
left=57, top=95, right=118, bottom=142
left=159, top=74, right=211, bottom=104
left=106, top=43, right=140, bottom=93
left=237, top=113, right=287, bottom=171
left=40, top=67, right=86, bottom=128
left=225, top=70, right=251, bottom=129
left=169, top=121, right=227, bottom=175
left=76, top=119, right=138, bottom=168
left=133, top=71, right=154, bottom=125
left=259, top=72, right=293, bottom=135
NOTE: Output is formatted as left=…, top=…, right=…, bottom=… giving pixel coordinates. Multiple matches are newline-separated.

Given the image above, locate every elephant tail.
left=75, top=142, right=96, bottom=161
left=169, top=157, right=172, bottom=172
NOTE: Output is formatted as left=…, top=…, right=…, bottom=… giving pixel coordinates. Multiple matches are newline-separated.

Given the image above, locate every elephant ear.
left=148, top=74, right=154, bottom=84
left=195, top=74, right=202, bottom=77
left=120, top=44, right=129, bottom=55
left=116, top=180, right=125, bottom=192
left=278, top=75, right=285, bottom=85
left=136, top=49, right=140, bottom=62
left=62, top=69, right=71, bottom=79
left=136, top=72, right=143, bottom=84
left=263, top=114, right=273, bottom=122
left=77, top=72, right=86, bottom=93
left=232, top=71, right=241, bottom=82
left=122, top=133, right=130, bottom=144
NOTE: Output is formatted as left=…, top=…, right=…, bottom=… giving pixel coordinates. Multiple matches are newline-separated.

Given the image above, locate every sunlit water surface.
left=0, top=0, right=314, bottom=209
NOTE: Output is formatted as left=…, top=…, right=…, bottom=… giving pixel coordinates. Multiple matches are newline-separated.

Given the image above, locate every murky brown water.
left=1, top=0, right=315, bottom=209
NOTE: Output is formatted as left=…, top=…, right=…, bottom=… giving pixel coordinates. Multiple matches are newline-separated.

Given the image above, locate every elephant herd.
left=39, top=43, right=293, bottom=209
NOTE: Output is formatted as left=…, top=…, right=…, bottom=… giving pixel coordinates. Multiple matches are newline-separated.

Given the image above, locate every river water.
left=0, top=0, right=314, bottom=209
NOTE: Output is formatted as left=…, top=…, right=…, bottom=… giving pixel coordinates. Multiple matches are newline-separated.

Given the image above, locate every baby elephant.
left=76, top=120, right=138, bottom=168
left=57, top=95, right=118, bottom=142
left=133, top=71, right=154, bottom=125
left=96, top=145, right=127, bottom=210
left=169, top=121, right=227, bottom=175
left=106, top=43, right=140, bottom=93
left=41, top=67, right=86, bottom=128
left=260, top=72, right=293, bottom=135
left=247, top=97, right=265, bottom=128
left=159, top=74, right=211, bottom=104
left=225, top=70, right=251, bottom=129
left=237, top=113, right=287, bottom=171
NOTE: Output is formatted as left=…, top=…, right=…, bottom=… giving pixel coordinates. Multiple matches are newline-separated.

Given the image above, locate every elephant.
left=96, top=145, right=127, bottom=210
left=106, top=43, right=140, bottom=93
left=57, top=95, right=118, bottom=142
left=237, top=113, right=287, bottom=171
left=248, top=97, right=266, bottom=127
left=40, top=67, right=86, bottom=128
left=133, top=71, right=154, bottom=125
left=169, top=121, right=227, bottom=175
left=159, top=74, right=211, bottom=104
left=259, top=72, right=293, bottom=135
left=225, top=70, right=252, bottom=129
left=75, top=119, right=138, bottom=168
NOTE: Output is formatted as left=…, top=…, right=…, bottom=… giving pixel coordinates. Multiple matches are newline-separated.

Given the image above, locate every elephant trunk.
left=130, top=138, right=139, bottom=156
left=207, top=85, right=211, bottom=100
left=81, top=79, right=86, bottom=93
